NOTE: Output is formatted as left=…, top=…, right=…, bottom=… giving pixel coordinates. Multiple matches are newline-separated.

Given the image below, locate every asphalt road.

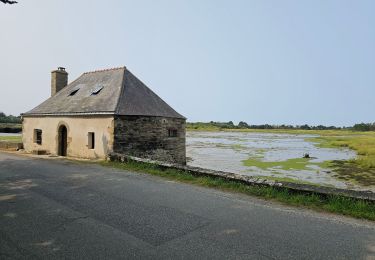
left=0, top=152, right=374, bottom=260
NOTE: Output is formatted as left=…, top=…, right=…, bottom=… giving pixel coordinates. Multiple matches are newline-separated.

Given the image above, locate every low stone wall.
left=0, top=141, right=23, bottom=151
left=109, top=153, right=375, bottom=202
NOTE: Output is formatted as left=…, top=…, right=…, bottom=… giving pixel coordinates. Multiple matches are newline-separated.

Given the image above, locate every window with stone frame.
left=88, top=132, right=95, bottom=149
left=34, top=129, right=42, bottom=145
left=168, top=129, right=178, bottom=137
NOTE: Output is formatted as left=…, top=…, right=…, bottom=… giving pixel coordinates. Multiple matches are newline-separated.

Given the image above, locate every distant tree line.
left=1, top=111, right=375, bottom=132
left=187, top=121, right=375, bottom=131
left=0, top=112, right=21, bottom=124
left=352, top=123, right=375, bottom=132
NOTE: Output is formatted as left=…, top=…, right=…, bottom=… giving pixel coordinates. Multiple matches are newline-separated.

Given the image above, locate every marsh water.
left=186, top=131, right=366, bottom=190
left=0, top=133, right=21, bottom=136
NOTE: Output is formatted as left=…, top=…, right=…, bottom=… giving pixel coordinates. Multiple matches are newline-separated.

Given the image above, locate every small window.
left=34, top=129, right=42, bottom=145
left=168, top=129, right=178, bottom=137
left=88, top=132, right=95, bottom=149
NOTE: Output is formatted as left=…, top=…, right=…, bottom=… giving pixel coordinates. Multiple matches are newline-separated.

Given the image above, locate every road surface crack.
left=52, top=215, right=89, bottom=231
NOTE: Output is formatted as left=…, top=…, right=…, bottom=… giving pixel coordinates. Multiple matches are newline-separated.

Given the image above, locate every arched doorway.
left=58, top=125, right=67, bottom=156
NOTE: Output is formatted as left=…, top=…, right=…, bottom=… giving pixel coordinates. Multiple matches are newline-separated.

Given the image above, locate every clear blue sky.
left=1, top=0, right=374, bottom=126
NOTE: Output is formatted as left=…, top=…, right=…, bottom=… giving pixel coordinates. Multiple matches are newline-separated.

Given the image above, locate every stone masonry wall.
left=113, top=116, right=186, bottom=165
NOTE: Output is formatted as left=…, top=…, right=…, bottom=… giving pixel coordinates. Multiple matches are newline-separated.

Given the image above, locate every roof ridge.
left=83, top=66, right=126, bottom=75
left=114, top=67, right=127, bottom=115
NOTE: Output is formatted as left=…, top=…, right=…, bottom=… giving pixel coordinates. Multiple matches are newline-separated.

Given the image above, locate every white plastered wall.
left=22, top=116, right=114, bottom=159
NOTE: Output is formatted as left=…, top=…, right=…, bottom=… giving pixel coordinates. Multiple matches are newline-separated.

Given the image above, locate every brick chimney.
left=51, top=67, right=68, bottom=96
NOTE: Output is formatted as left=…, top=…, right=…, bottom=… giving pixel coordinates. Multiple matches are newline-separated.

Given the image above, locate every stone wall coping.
left=109, top=153, right=375, bottom=202
left=0, top=141, right=23, bottom=151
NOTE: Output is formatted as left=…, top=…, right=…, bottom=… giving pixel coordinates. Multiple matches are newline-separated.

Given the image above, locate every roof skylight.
left=68, top=85, right=81, bottom=96
left=91, top=85, right=104, bottom=95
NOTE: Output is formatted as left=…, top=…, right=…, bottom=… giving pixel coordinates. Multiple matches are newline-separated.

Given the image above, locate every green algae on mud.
left=243, top=157, right=333, bottom=171
left=215, top=143, right=247, bottom=151
left=243, top=157, right=311, bottom=170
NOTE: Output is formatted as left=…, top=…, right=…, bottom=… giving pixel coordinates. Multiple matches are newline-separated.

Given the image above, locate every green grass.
left=307, top=134, right=375, bottom=169
left=0, top=135, right=22, bottom=142
left=100, top=160, right=375, bottom=221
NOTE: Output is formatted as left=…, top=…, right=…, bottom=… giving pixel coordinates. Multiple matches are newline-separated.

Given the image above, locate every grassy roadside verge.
left=100, top=160, right=375, bottom=221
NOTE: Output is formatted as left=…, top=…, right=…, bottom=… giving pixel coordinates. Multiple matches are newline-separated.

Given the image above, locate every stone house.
left=22, top=67, right=186, bottom=164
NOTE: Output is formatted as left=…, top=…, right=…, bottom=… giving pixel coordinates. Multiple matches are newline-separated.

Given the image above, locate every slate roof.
left=23, top=67, right=185, bottom=119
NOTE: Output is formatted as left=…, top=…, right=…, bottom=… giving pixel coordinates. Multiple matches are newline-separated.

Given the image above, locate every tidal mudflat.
left=186, top=131, right=373, bottom=191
